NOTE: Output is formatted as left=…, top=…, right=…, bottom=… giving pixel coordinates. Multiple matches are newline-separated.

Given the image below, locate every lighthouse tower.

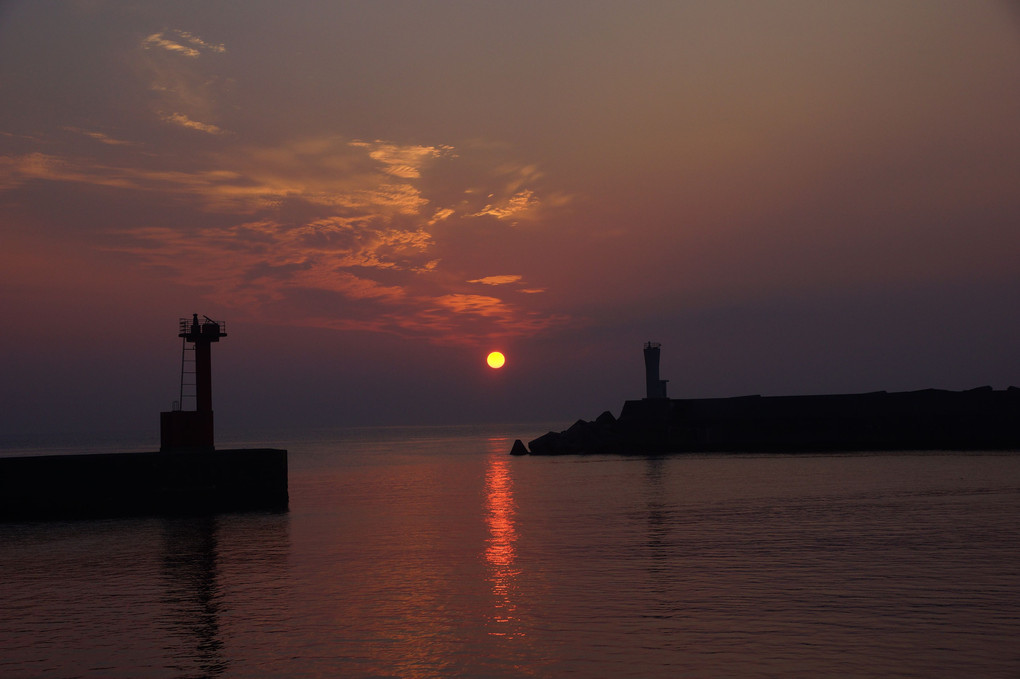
left=160, top=314, right=227, bottom=452
left=643, top=341, right=669, bottom=399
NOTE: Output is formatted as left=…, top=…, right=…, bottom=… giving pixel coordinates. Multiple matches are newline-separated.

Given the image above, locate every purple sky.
left=2, top=1, right=1019, bottom=443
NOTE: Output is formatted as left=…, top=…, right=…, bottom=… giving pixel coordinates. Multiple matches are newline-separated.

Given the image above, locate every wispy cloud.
left=138, top=29, right=228, bottom=134
left=106, top=219, right=411, bottom=307
left=350, top=140, right=453, bottom=179
left=296, top=217, right=435, bottom=271
left=0, top=131, right=567, bottom=344
left=107, top=218, right=560, bottom=343
left=142, top=30, right=225, bottom=58
left=0, top=137, right=436, bottom=213
left=0, top=152, right=145, bottom=190
left=0, top=152, right=246, bottom=197
left=459, top=162, right=571, bottom=223
left=162, top=112, right=223, bottom=134
left=436, top=293, right=509, bottom=317
left=471, top=189, right=538, bottom=220
left=468, top=275, right=523, bottom=286
left=63, top=127, right=134, bottom=146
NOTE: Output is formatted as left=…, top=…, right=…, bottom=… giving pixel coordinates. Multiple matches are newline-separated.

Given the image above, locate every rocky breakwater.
left=513, top=411, right=621, bottom=455
left=511, top=387, right=1020, bottom=455
left=511, top=399, right=674, bottom=455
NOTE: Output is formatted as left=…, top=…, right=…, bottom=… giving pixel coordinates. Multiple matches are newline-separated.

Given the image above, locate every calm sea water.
left=2, top=425, right=1019, bottom=678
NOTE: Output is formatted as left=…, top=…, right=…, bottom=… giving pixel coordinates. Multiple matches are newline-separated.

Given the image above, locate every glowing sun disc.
left=486, top=351, right=506, bottom=369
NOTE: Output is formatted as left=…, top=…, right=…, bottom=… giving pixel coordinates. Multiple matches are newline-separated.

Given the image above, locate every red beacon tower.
left=160, top=314, right=227, bottom=452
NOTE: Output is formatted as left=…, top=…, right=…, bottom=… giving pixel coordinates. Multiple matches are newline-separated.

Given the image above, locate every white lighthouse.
left=643, top=342, right=669, bottom=399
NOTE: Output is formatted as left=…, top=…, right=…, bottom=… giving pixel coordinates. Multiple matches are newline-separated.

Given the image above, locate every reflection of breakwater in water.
left=484, top=437, right=521, bottom=638
left=0, top=510, right=290, bottom=677
left=161, top=517, right=227, bottom=677
left=159, top=512, right=292, bottom=677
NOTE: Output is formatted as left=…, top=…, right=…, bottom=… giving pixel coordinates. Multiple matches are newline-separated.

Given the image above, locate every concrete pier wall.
left=0, top=448, right=288, bottom=520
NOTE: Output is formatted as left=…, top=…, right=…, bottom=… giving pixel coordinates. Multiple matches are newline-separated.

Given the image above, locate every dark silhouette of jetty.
left=512, top=342, right=1020, bottom=455
left=0, top=315, right=288, bottom=520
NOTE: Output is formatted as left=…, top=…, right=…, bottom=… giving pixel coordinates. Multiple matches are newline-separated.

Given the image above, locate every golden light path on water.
left=484, top=438, right=521, bottom=638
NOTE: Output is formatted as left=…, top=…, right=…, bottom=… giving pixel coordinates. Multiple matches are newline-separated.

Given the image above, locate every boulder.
left=510, top=439, right=529, bottom=455
left=527, top=430, right=563, bottom=454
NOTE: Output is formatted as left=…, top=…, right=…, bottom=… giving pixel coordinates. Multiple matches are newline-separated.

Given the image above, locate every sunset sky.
left=2, top=1, right=1019, bottom=442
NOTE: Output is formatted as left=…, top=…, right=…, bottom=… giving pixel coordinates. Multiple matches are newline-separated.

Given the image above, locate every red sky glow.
left=2, top=1, right=1019, bottom=440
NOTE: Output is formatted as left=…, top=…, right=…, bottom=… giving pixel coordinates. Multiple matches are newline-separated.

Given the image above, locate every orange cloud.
left=471, top=189, right=538, bottom=220
left=162, top=113, right=224, bottom=134
left=63, top=127, right=134, bottom=146
left=435, top=294, right=509, bottom=317
left=2, top=130, right=568, bottom=344
left=468, top=275, right=523, bottom=286
left=349, top=140, right=453, bottom=179
left=142, top=30, right=225, bottom=57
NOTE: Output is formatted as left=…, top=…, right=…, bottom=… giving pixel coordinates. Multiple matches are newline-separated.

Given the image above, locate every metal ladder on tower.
left=176, top=337, right=197, bottom=411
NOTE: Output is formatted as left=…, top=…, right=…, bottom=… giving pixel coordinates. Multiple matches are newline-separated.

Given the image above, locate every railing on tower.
left=178, top=316, right=227, bottom=337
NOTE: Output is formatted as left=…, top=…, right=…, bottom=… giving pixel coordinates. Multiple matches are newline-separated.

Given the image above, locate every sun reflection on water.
left=484, top=438, right=522, bottom=638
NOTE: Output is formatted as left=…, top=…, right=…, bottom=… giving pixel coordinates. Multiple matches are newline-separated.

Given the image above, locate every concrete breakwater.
left=0, top=315, right=290, bottom=521
left=0, top=448, right=288, bottom=520
left=513, top=387, right=1020, bottom=455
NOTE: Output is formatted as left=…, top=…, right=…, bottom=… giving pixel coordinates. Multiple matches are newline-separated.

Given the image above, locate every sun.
left=486, top=351, right=506, bottom=369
